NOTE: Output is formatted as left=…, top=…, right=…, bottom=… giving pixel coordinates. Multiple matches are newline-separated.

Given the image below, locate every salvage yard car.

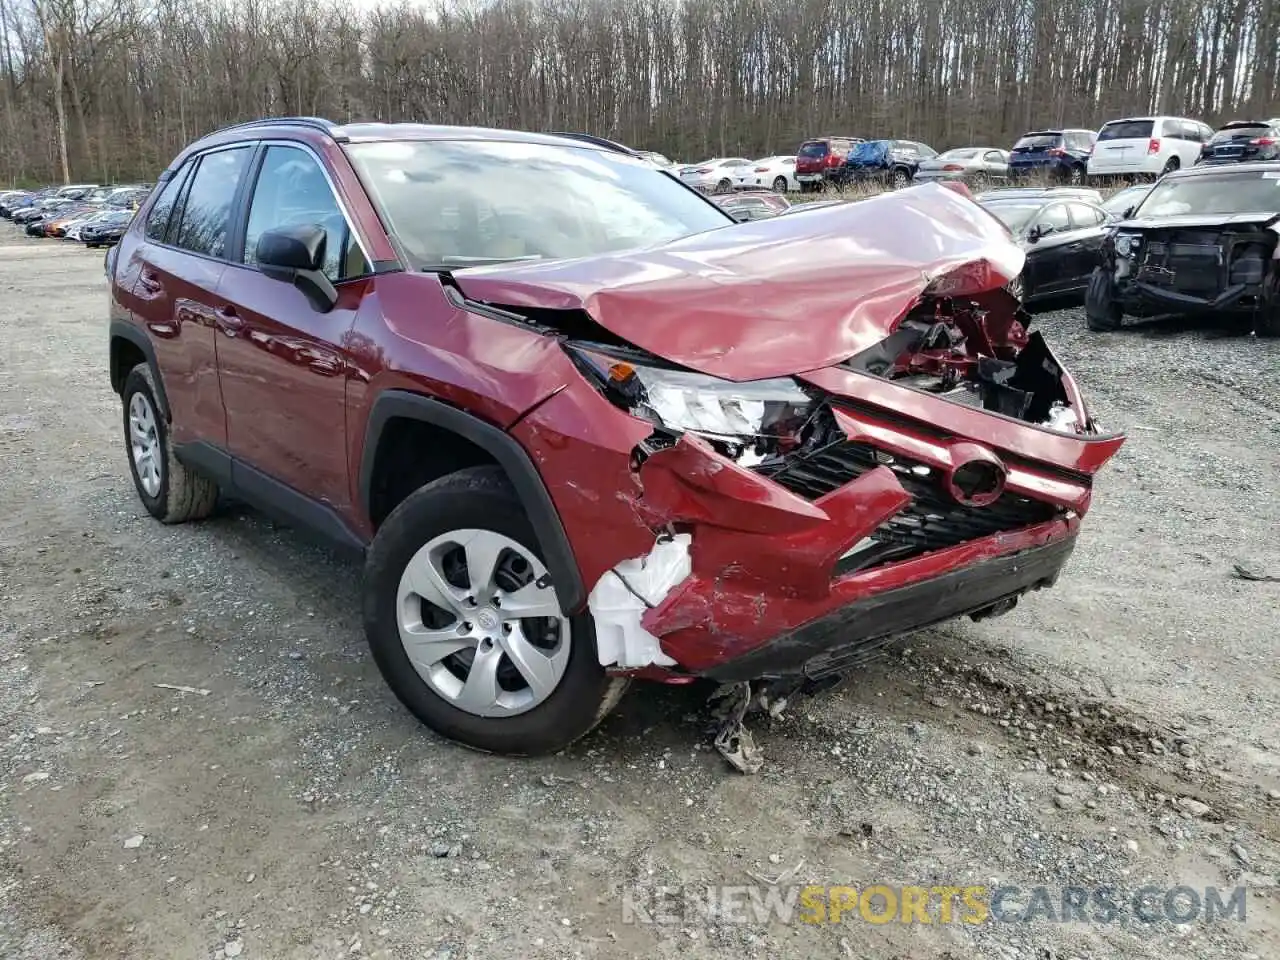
left=1085, top=161, right=1280, bottom=335
left=976, top=190, right=1112, bottom=304
left=107, top=118, right=1124, bottom=756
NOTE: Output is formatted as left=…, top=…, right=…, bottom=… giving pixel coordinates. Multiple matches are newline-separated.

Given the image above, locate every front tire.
left=1084, top=267, right=1124, bottom=331
left=121, top=365, right=219, bottom=523
left=1257, top=273, right=1280, bottom=337
left=362, top=465, right=628, bottom=756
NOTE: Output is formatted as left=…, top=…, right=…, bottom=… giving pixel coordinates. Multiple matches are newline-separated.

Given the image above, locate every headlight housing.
left=567, top=345, right=818, bottom=442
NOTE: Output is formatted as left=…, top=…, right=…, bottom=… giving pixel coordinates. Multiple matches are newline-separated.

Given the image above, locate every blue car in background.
left=1008, top=129, right=1096, bottom=183
left=837, top=139, right=938, bottom=188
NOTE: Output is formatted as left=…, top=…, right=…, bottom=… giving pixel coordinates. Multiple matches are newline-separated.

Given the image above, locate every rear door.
left=130, top=145, right=255, bottom=448
left=215, top=142, right=373, bottom=516
left=983, top=150, right=1009, bottom=178
left=1010, top=133, right=1060, bottom=176
left=1090, top=119, right=1155, bottom=174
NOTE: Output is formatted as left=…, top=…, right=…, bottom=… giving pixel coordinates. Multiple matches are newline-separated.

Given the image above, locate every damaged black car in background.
left=1085, top=161, right=1280, bottom=335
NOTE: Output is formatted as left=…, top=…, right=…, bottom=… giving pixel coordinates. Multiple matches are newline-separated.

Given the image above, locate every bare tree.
left=0, top=0, right=1275, bottom=185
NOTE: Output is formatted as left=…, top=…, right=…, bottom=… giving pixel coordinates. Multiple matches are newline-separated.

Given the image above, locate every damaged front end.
left=1107, top=214, right=1280, bottom=318
left=464, top=184, right=1123, bottom=695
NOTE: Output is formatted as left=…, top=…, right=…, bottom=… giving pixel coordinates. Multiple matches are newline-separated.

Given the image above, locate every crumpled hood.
left=451, top=183, right=1026, bottom=382
left=1120, top=211, right=1280, bottom=230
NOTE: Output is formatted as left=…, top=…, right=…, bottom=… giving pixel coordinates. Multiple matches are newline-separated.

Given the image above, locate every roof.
left=188, top=117, right=635, bottom=156
left=1164, top=159, right=1280, bottom=179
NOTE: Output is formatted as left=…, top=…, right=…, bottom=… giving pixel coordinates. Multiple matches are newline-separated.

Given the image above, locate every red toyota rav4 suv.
left=108, top=118, right=1123, bottom=756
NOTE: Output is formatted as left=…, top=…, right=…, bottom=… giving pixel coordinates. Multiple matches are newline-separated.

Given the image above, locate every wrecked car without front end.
left=1085, top=161, right=1280, bottom=335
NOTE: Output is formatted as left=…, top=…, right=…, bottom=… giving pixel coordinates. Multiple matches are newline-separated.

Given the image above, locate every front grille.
left=759, top=440, right=1061, bottom=568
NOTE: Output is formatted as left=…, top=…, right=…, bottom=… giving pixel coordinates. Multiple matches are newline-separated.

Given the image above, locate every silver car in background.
left=914, top=147, right=1010, bottom=185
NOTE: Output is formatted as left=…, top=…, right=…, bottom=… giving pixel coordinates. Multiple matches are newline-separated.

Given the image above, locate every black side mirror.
left=256, top=224, right=338, bottom=312
left=1121, top=205, right=1136, bottom=220
left=1026, top=225, right=1043, bottom=243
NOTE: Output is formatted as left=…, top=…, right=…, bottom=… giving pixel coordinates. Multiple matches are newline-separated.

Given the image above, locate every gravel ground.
left=1, top=226, right=1278, bottom=960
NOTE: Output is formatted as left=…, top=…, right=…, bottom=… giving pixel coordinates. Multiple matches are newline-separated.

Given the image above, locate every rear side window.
left=145, top=164, right=192, bottom=242
left=1098, top=120, right=1155, bottom=141
left=172, top=146, right=252, bottom=258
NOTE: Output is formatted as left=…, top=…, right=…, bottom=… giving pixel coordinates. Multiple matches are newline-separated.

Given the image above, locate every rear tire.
left=716, top=178, right=732, bottom=193
left=890, top=167, right=911, bottom=189
left=772, top=176, right=788, bottom=193
left=1084, top=267, right=1124, bottom=331
left=1066, top=165, right=1084, bottom=185
left=1160, top=156, right=1180, bottom=176
left=362, top=465, right=629, bottom=756
left=121, top=365, right=219, bottom=523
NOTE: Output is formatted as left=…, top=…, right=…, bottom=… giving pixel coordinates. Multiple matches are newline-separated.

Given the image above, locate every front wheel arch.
left=358, top=390, right=587, bottom=614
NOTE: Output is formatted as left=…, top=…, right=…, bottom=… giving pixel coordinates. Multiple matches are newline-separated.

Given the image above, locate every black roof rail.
left=209, top=116, right=349, bottom=143
left=548, top=132, right=641, bottom=156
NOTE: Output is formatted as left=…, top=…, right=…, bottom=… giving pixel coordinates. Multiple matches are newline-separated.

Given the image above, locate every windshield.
left=938, top=149, right=980, bottom=160
left=980, top=201, right=1042, bottom=233
left=1012, top=134, right=1060, bottom=150
left=1102, top=185, right=1151, bottom=213
left=1134, top=171, right=1280, bottom=217
left=345, top=139, right=732, bottom=269
left=1098, top=120, right=1155, bottom=141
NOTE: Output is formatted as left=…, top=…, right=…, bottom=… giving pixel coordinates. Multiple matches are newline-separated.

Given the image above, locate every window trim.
left=144, top=160, right=194, bottom=244
left=147, top=143, right=256, bottom=265
left=228, top=139, right=374, bottom=284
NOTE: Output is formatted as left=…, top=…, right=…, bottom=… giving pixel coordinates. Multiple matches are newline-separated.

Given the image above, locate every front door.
left=215, top=143, right=373, bottom=517
left=1023, top=202, right=1074, bottom=297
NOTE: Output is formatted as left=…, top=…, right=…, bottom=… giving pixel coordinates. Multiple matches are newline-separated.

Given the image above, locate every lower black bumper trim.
left=702, top=534, right=1078, bottom=682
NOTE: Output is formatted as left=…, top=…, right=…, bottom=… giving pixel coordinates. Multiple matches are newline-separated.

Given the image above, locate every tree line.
left=1, top=0, right=1277, bottom=186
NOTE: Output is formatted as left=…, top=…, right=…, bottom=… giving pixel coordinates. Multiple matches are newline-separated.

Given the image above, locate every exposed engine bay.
left=1110, top=220, right=1279, bottom=313
left=842, top=294, right=1082, bottom=434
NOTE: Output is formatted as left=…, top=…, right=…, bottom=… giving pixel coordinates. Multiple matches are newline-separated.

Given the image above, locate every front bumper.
left=1116, top=275, right=1262, bottom=314
left=511, top=367, right=1113, bottom=679
left=703, top=530, right=1076, bottom=680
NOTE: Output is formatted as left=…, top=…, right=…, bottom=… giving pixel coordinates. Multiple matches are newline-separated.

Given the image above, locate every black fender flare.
left=358, top=390, right=587, bottom=614
left=109, top=319, right=170, bottom=421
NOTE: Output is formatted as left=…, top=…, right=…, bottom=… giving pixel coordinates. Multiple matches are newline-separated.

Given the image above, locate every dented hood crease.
left=451, top=183, right=1026, bottom=382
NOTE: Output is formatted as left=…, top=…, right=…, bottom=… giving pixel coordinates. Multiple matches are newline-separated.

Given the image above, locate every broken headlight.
left=567, top=345, right=817, bottom=441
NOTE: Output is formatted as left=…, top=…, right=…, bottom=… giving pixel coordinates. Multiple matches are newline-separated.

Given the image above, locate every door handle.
left=214, top=306, right=244, bottom=334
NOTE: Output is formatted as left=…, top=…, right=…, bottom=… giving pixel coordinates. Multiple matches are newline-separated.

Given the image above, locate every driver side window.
left=1035, top=203, right=1071, bottom=235
left=242, top=145, right=369, bottom=282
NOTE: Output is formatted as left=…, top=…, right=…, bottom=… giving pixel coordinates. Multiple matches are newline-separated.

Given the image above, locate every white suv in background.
left=1086, top=116, right=1213, bottom=180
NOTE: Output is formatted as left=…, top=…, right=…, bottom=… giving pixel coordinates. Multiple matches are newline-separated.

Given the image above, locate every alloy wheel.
left=396, top=529, right=570, bottom=718
left=128, top=391, right=162, bottom=498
